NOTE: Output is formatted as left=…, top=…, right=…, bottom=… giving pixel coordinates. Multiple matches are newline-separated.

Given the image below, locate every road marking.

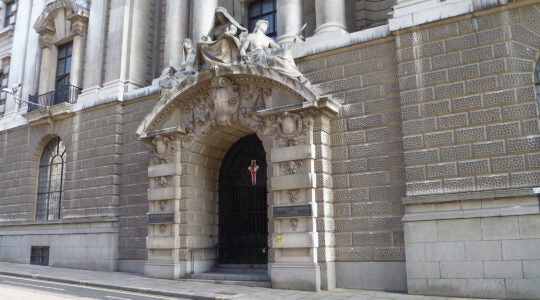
left=2, top=280, right=65, bottom=291
left=105, top=296, right=133, bottom=300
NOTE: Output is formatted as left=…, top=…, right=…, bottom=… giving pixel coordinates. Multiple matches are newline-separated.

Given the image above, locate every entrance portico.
left=138, top=62, right=339, bottom=291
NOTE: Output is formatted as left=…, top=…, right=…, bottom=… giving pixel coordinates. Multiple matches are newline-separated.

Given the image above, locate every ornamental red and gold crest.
left=248, top=160, right=259, bottom=185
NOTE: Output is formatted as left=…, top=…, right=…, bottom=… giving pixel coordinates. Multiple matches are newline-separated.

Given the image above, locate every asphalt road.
left=0, top=274, right=187, bottom=300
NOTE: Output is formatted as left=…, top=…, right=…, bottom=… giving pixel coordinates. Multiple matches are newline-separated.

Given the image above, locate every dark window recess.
left=4, top=1, right=15, bottom=27
left=248, top=0, right=277, bottom=39
left=30, top=246, right=49, bottom=266
left=36, top=137, right=66, bottom=221
left=55, top=43, right=73, bottom=90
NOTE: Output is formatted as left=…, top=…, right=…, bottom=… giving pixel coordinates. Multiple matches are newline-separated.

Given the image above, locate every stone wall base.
left=118, top=259, right=145, bottom=274
left=270, top=263, right=321, bottom=291
left=144, top=261, right=181, bottom=279
left=335, top=261, right=407, bottom=292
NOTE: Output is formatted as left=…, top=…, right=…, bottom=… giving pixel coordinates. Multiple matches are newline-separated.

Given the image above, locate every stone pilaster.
left=314, top=0, right=347, bottom=35
left=67, top=15, right=88, bottom=89
left=37, top=31, right=55, bottom=95
left=164, top=0, right=190, bottom=68
left=276, top=0, right=302, bottom=45
left=191, top=0, right=218, bottom=45
left=269, top=113, right=321, bottom=291
left=144, top=135, right=183, bottom=279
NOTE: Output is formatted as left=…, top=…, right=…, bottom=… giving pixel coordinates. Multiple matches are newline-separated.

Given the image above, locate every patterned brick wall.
left=297, top=39, right=406, bottom=263
left=396, top=6, right=540, bottom=197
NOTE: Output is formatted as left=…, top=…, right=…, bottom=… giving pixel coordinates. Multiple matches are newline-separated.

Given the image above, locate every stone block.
left=419, top=70, right=447, bottom=87
left=270, top=174, right=315, bottom=191
left=503, top=103, right=538, bottom=122
left=424, top=131, right=454, bottom=147
left=456, top=126, right=486, bottom=143
left=426, top=163, right=457, bottom=178
left=440, top=261, right=484, bottom=279
left=458, top=159, right=490, bottom=175
left=451, top=94, right=482, bottom=112
left=507, top=136, right=540, bottom=154
left=335, top=262, right=407, bottom=292
left=404, top=221, right=437, bottom=243
left=373, top=246, right=404, bottom=261
left=499, top=73, right=534, bottom=89
left=443, top=177, right=475, bottom=193
left=427, top=279, right=468, bottom=297
left=441, top=145, right=471, bottom=161
left=406, top=166, right=426, bottom=180
left=332, top=159, right=366, bottom=174
left=406, top=261, right=440, bottom=279
left=334, top=247, right=372, bottom=261
left=272, top=232, right=317, bottom=248
left=487, top=122, right=520, bottom=139
left=445, top=34, right=477, bottom=52
left=406, top=180, right=442, bottom=196
left=479, top=58, right=506, bottom=76
left=503, top=239, right=540, bottom=260
left=334, top=218, right=369, bottom=231
left=449, top=64, right=479, bottom=82
left=405, top=243, right=425, bottom=262
left=404, top=149, right=439, bottom=165
left=506, top=279, right=540, bottom=299
left=477, top=174, right=509, bottom=190
left=492, top=155, right=525, bottom=173
left=351, top=201, right=393, bottom=216
left=468, top=279, right=506, bottom=299
left=523, top=260, right=540, bottom=278
left=350, top=172, right=387, bottom=187
left=485, top=260, right=523, bottom=279
left=518, top=215, right=540, bottom=239
left=425, top=242, right=464, bottom=262
left=437, top=219, right=481, bottom=242
left=466, top=76, right=498, bottom=94
left=407, top=278, right=428, bottom=295
left=482, top=217, right=519, bottom=240
left=472, top=141, right=505, bottom=157
left=271, top=145, right=314, bottom=162
left=463, top=46, right=494, bottom=64
left=465, top=241, right=502, bottom=261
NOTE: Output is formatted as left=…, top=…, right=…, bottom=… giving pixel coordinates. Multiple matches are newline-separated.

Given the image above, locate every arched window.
left=36, top=137, right=66, bottom=220
left=248, top=0, right=277, bottom=39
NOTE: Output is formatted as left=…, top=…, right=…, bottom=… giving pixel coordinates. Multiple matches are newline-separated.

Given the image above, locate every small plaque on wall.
left=273, top=204, right=312, bottom=218
left=147, top=212, right=174, bottom=224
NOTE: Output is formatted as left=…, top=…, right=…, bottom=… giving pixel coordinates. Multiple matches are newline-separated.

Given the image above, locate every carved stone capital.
left=38, top=33, right=54, bottom=49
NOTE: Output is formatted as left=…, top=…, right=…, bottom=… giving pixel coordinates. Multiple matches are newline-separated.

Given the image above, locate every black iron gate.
left=218, top=134, right=268, bottom=264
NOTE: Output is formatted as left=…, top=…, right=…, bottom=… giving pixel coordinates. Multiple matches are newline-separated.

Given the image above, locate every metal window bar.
left=28, top=85, right=81, bottom=112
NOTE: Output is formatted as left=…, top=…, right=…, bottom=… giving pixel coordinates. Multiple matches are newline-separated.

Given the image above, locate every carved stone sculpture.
left=240, top=20, right=306, bottom=82
left=194, top=7, right=247, bottom=70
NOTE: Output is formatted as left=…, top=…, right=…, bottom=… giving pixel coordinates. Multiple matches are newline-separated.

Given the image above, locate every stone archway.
left=137, top=65, right=340, bottom=291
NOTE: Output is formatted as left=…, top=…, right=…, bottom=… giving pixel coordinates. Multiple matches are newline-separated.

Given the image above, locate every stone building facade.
left=0, top=0, right=539, bottom=298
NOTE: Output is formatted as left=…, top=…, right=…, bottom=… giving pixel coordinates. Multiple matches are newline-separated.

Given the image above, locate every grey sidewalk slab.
left=0, top=262, right=484, bottom=300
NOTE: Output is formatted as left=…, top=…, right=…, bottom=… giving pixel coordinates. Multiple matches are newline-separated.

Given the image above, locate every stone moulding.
left=34, top=0, right=90, bottom=34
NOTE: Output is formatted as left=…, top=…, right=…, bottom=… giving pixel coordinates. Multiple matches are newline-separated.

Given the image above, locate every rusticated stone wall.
left=397, top=6, right=540, bottom=197
left=297, top=39, right=407, bottom=292
left=397, top=3, right=540, bottom=299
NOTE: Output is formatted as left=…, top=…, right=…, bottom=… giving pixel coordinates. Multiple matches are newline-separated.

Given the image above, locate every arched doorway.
left=218, top=134, right=268, bottom=264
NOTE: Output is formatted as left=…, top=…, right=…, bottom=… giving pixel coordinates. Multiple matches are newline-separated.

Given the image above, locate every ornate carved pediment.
left=138, top=66, right=323, bottom=139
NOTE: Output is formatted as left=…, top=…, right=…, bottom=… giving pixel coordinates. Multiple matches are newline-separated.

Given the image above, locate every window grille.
left=248, top=0, right=277, bottom=39
left=30, top=246, right=49, bottom=266
left=36, top=137, right=66, bottom=221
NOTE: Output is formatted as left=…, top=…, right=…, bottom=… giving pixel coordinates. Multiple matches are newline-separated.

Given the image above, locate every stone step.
left=212, top=267, right=268, bottom=274
left=187, top=272, right=269, bottom=282
left=182, top=278, right=272, bottom=288
left=215, top=263, right=267, bottom=269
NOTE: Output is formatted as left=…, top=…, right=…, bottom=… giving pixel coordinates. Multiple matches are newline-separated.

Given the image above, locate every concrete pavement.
left=0, top=262, right=487, bottom=300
